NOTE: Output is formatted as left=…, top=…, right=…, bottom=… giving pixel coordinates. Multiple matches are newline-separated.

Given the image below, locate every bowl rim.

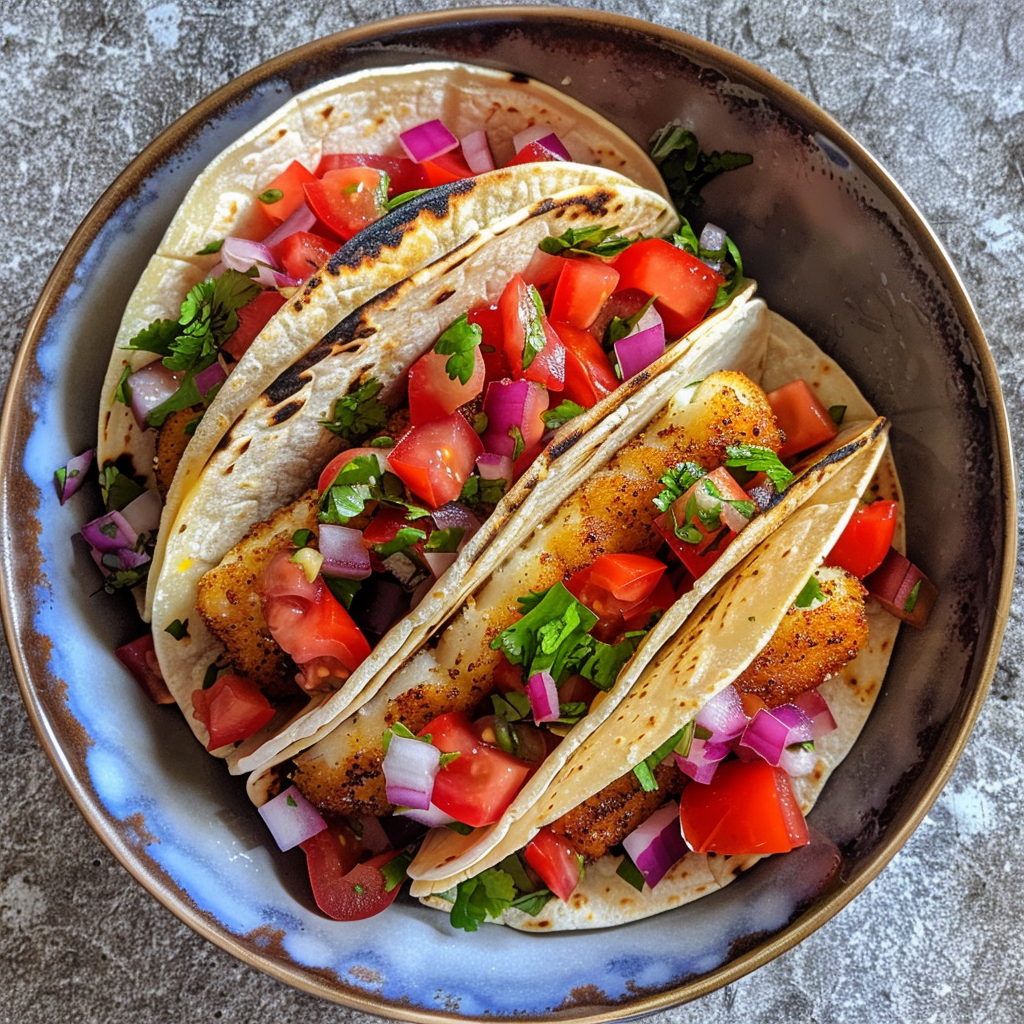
left=2, top=5, right=1017, bottom=1020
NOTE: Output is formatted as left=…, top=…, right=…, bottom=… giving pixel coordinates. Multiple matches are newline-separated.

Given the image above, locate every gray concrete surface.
left=2, top=1, right=1021, bottom=1022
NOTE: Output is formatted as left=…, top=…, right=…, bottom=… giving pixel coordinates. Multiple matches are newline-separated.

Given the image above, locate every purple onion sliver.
left=431, top=502, right=480, bottom=534
left=382, top=734, right=440, bottom=811
left=695, top=684, right=746, bottom=743
left=397, top=802, right=457, bottom=828
left=258, top=784, right=328, bottom=852
left=460, top=130, right=495, bottom=174
left=56, top=449, right=94, bottom=505
left=771, top=703, right=815, bottom=744
left=424, top=551, right=457, bottom=579
left=318, top=523, right=372, bottom=580
left=622, top=801, right=687, bottom=888
left=193, top=359, right=227, bottom=397
left=527, top=670, right=559, bottom=723
left=794, top=689, right=837, bottom=739
left=399, top=119, right=459, bottom=163
left=614, top=312, right=665, bottom=380
left=532, top=133, right=572, bottom=161
left=81, top=510, right=137, bottom=554
left=512, top=124, right=558, bottom=152
left=128, top=361, right=182, bottom=430
left=475, top=453, right=513, bottom=481
left=260, top=202, right=317, bottom=249
left=738, top=707, right=790, bottom=767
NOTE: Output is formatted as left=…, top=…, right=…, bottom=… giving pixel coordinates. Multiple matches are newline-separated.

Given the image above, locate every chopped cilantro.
left=381, top=850, right=413, bottom=892
left=520, top=285, right=549, bottom=371
left=369, top=435, right=395, bottom=448
left=605, top=294, right=657, bottom=348
left=509, top=425, right=526, bottom=461
left=649, top=122, right=753, bottom=210
left=318, top=453, right=429, bottom=526
left=381, top=721, right=422, bottom=755
left=460, top=475, right=508, bottom=506
left=447, top=868, right=517, bottom=932
left=828, top=404, right=847, bottom=426
left=195, top=239, right=223, bottom=255
left=424, top=527, right=465, bottom=553
left=632, top=727, right=687, bottom=791
left=653, top=462, right=706, bottom=513
left=258, top=188, right=284, bottom=204
left=542, top=399, right=587, bottom=430
left=491, top=690, right=533, bottom=723
left=373, top=527, right=427, bottom=559
left=794, top=575, right=826, bottom=609
left=323, top=575, right=361, bottom=609
left=164, top=619, right=189, bottom=641
left=384, top=187, right=429, bottom=211
left=537, top=224, right=633, bottom=259
left=98, top=464, right=146, bottom=513
left=434, top=314, right=483, bottom=385
left=320, top=378, right=389, bottom=443
left=291, top=528, right=314, bottom=548
left=616, top=851, right=646, bottom=892
left=113, top=363, right=133, bottom=407
left=904, top=579, right=922, bottom=613
left=724, top=444, right=794, bottom=493
left=445, top=821, right=474, bottom=836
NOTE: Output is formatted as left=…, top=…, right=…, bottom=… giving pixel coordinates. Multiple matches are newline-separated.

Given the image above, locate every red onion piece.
left=355, top=814, right=392, bottom=856
left=396, top=802, right=457, bottom=828
left=56, top=449, right=94, bottom=505
left=431, top=502, right=481, bottom=535
left=738, top=707, right=791, bottom=767
left=613, top=305, right=666, bottom=380
left=260, top=202, right=317, bottom=248
left=476, top=453, right=513, bottom=481
left=128, top=361, right=183, bottom=430
left=512, top=124, right=565, bottom=153
left=81, top=510, right=137, bottom=553
left=115, top=632, right=173, bottom=705
left=527, top=670, right=559, bottom=724
left=865, top=548, right=938, bottom=627
left=793, top=689, right=837, bottom=740
left=622, top=800, right=688, bottom=887
left=460, top=130, right=495, bottom=173
left=780, top=743, right=819, bottom=777
left=531, top=133, right=572, bottom=161
left=258, top=784, right=328, bottom=852
left=220, top=236, right=283, bottom=288
left=673, top=737, right=731, bottom=785
left=424, top=551, right=458, bottom=578
left=399, top=119, right=459, bottom=163
left=481, top=379, right=548, bottom=458
left=120, top=488, right=162, bottom=536
left=193, top=359, right=227, bottom=397
left=383, top=734, right=441, bottom=810
left=317, top=523, right=372, bottom=580
left=694, top=684, right=746, bottom=743
left=770, top=703, right=814, bottom=744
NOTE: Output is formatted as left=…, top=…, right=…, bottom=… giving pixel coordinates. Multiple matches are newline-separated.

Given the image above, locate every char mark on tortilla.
left=532, top=189, right=615, bottom=220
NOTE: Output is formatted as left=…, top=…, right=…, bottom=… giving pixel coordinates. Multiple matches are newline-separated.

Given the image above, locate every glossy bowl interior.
left=2, top=7, right=1014, bottom=1021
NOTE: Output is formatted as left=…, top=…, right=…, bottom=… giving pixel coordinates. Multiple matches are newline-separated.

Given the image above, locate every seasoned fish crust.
left=735, top=565, right=868, bottom=707
left=551, top=760, right=684, bottom=862
left=291, top=371, right=782, bottom=819
left=195, top=491, right=318, bottom=700
left=153, top=409, right=197, bottom=501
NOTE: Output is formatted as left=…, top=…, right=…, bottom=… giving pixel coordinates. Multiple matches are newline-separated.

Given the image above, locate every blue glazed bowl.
left=2, top=8, right=1014, bottom=1020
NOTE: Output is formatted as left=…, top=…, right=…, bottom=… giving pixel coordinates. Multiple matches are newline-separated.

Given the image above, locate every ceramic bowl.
left=2, top=7, right=1014, bottom=1020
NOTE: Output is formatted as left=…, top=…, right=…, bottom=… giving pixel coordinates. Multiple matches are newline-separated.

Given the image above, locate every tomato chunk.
left=550, top=259, right=621, bottom=330
left=300, top=832, right=403, bottom=921
left=223, top=290, right=286, bottom=360
left=421, top=711, right=533, bottom=828
left=257, top=160, right=317, bottom=226
left=316, top=152, right=428, bottom=197
left=190, top=672, right=275, bottom=751
left=388, top=413, right=484, bottom=507
left=270, top=231, right=339, bottom=282
left=612, top=239, right=722, bottom=339
left=498, top=274, right=566, bottom=391
left=524, top=827, right=582, bottom=901
left=550, top=321, right=619, bottom=408
left=407, top=347, right=485, bottom=424
left=588, top=553, right=667, bottom=603
left=505, top=139, right=567, bottom=166
left=766, top=379, right=839, bottom=461
left=825, top=500, right=898, bottom=579
left=678, top=759, right=809, bottom=855
left=420, top=150, right=474, bottom=186
left=303, top=167, right=387, bottom=240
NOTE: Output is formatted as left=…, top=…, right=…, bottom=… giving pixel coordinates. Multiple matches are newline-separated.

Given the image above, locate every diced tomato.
left=316, top=447, right=389, bottom=495
left=388, top=413, right=484, bottom=507
left=612, top=239, right=722, bottom=339
left=621, top=574, right=677, bottom=632
left=261, top=552, right=371, bottom=682
left=653, top=467, right=752, bottom=579
left=115, top=632, right=174, bottom=705
left=223, top=289, right=286, bottom=360
left=407, top=347, right=485, bottom=425
left=467, top=304, right=511, bottom=382
left=825, top=500, right=899, bottom=579
left=588, top=553, right=667, bottom=603
left=257, top=160, right=318, bottom=226
left=420, top=711, right=533, bottom=828
left=303, top=167, right=387, bottom=240
left=361, top=507, right=430, bottom=574
left=420, top=150, right=474, bottom=186
left=269, top=231, right=339, bottom=282
left=766, top=379, right=839, bottom=462
left=550, top=320, right=619, bottom=408
left=190, top=672, right=275, bottom=751
left=678, top=760, right=809, bottom=855
left=504, top=140, right=566, bottom=166
left=550, top=259, right=621, bottom=330
left=315, top=152, right=428, bottom=197
left=524, top=827, right=581, bottom=901
left=587, top=287, right=650, bottom=345
left=498, top=274, right=566, bottom=391
left=300, top=832, right=403, bottom=921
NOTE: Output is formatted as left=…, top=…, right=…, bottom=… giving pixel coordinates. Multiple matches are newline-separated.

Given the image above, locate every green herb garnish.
left=258, top=188, right=284, bottom=204
left=434, top=314, right=483, bottom=385
left=320, top=378, right=389, bottom=443
left=164, top=619, right=188, bottom=641
left=724, top=444, right=794, bottom=493
left=542, top=399, right=587, bottom=430
left=794, top=575, right=826, bottom=609
left=649, top=123, right=753, bottom=210
left=538, top=224, right=633, bottom=259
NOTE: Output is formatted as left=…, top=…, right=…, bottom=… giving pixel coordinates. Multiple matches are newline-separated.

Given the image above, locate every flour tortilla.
left=409, top=315, right=903, bottom=929
left=94, top=59, right=669, bottom=614
left=152, top=179, right=681, bottom=760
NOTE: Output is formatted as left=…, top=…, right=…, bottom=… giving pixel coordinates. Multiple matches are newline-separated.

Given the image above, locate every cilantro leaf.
left=649, top=122, right=753, bottom=210
left=904, top=580, right=922, bottom=613
left=794, top=575, right=825, bottom=609
left=520, top=285, right=549, bottom=371
left=98, top=464, right=145, bottom=512
left=384, top=187, right=429, bottom=211
left=113, top=363, right=133, bottom=407
left=323, top=575, right=361, bottom=608
left=542, top=399, right=587, bottom=430
left=566, top=631, right=644, bottom=692
left=724, top=444, right=794, bottom=493
left=460, top=475, right=508, bottom=506
left=652, top=462, right=706, bottom=513
left=434, top=314, right=483, bottom=385
left=632, top=727, right=687, bottom=791
left=537, top=225, right=633, bottom=259
left=373, top=527, right=427, bottom=558
left=381, top=850, right=413, bottom=893
left=828, top=405, right=847, bottom=426
left=424, top=527, right=465, bottom=553
left=604, top=294, right=657, bottom=348
left=164, top=619, right=189, bottom=640
left=509, top=424, right=526, bottom=461
left=447, top=868, right=517, bottom=932
left=320, top=378, right=389, bottom=443
left=671, top=217, right=745, bottom=310
left=616, top=851, right=646, bottom=892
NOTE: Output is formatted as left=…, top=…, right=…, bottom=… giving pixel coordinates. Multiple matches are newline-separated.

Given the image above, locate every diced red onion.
left=194, top=359, right=227, bottom=397
left=128, top=361, right=183, bottom=430
left=81, top=510, right=137, bottom=553
left=348, top=576, right=409, bottom=637
left=531, top=133, right=572, bottom=161
left=622, top=800, right=688, bottom=887
left=614, top=305, right=666, bottom=380
left=698, top=223, right=728, bottom=269
left=770, top=703, right=814, bottom=744
left=56, top=449, right=94, bottom=505
left=115, top=632, right=174, bottom=705
left=719, top=496, right=753, bottom=534
left=793, top=689, right=837, bottom=740
left=526, top=670, right=559, bottom=724
left=673, top=737, right=731, bottom=785
left=397, top=802, right=457, bottom=828
left=317, top=523, right=372, bottom=580
left=431, top=502, right=480, bottom=536
left=120, top=488, right=162, bottom=536
left=260, top=202, right=317, bottom=248
left=355, top=814, right=392, bottom=856
left=476, top=453, right=513, bottom=481
left=738, top=707, right=792, bottom=767
left=258, top=784, right=328, bottom=852
left=695, top=684, right=746, bottom=743
left=221, top=236, right=298, bottom=288
left=399, top=119, right=459, bottom=163
left=383, top=734, right=441, bottom=811
left=481, top=379, right=547, bottom=458
left=865, top=548, right=938, bottom=627
left=460, top=130, right=495, bottom=174
left=512, top=125, right=571, bottom=158
left=424, top=551, right=458, bottom=578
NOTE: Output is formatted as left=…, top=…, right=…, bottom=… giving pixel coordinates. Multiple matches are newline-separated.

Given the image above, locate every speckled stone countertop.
left=2, top=2, right=1021, bottom=1022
